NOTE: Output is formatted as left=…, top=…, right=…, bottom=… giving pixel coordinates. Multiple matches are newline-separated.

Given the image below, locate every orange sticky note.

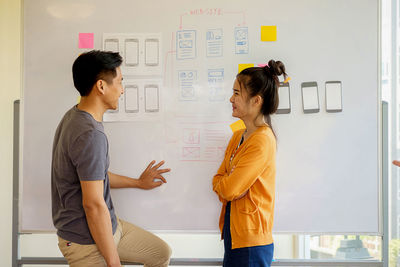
left=261, top=26, right=277, bottom=42
left=230, top=120, right=246, bottom=132
left=238, top=63, right=254, bottom=73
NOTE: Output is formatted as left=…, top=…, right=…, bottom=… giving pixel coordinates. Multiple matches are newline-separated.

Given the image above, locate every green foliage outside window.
left=389, top=239, right=400, bottom=267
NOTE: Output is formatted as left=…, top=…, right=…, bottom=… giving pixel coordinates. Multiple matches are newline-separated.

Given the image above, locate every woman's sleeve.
left=212, top=133, right=235, bottom=201
left=212, top=159, right=229, bottom=203
left=213, top=135, right=270, bottom=201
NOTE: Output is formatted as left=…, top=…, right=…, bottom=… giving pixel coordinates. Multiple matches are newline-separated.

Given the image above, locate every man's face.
left=104, top=67, right=123, bottom=110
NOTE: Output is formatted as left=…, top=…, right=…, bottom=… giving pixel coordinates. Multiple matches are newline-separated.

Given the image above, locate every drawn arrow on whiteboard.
left=179, top=13, right=188, bottom=30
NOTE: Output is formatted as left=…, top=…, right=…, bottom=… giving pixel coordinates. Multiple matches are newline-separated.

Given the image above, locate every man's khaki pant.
left=58, top=218, right=171, bottom=267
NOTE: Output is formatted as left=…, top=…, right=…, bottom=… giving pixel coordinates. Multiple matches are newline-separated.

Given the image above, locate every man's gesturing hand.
left=138, top=160, right=170, bottom=190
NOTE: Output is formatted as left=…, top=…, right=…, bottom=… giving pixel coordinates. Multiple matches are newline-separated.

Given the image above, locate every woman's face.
left=230, top=79, right=252, bottom=119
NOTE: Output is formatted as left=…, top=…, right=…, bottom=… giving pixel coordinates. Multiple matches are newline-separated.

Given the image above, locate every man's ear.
left=95, top=80, right=106, bottom=95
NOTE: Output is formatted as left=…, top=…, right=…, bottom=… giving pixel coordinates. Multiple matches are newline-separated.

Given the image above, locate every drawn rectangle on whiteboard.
left=104, top=39, right=119, bottom=53
left=177, top=30, right=196, bottom=60
left=301, top=82, right=320, bottom=113
left=178, top=70, right=197, bottom=101
left=125, top=39, right=139, bottom=66
left=125, top=85, right=139, bottom=113
left=145, top=39, right=159, bottom=66
left=208, top=69, right=225, bottom=101
left=234, top=27, right=249, bottom=54
left=276, top=83, right=291, bottom=114
left=145, top=85, right=159, bottom=112
left=326, top=81, right=343, bottom=112
left=206, top=29, right=223, bottom=57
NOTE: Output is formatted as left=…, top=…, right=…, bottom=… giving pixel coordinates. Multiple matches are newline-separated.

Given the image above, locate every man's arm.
left=109, top=160, right=170, bottom=189
left=81, top=180, right=120, bottom=267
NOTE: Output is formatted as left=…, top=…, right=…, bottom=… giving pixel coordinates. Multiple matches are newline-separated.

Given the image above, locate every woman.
left=212, top=60, right=287, bottom=267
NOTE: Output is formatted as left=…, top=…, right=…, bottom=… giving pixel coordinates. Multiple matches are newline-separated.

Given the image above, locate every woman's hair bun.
left=267, top=59, right=286, bottom=77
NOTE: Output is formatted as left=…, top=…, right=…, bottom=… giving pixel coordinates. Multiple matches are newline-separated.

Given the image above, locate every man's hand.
left=138, top=160, right=170, bottom=189
left=394, top=160, right=400, bottom=167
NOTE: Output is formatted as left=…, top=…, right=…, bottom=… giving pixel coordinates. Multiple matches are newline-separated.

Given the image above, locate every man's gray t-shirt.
left=51, top=106, right=117, bottom=244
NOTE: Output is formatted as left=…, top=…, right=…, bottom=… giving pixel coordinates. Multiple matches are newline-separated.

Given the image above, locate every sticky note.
left=238, top=64, right=254, bottom=73
left=230, top=120, right=246, bottom=132
left=261, top=26, right=277, bottom=42
left=77, top=96, right=81, bottom=104
left=78, top=33, right=94, bottom=49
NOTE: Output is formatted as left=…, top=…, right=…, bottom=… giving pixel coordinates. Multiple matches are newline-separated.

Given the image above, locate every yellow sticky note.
left=283, top=76, right=291, bottom=83
left=77, top=96, right=81, bottom=104
left=230, top=120, right=246, bottom=132
left=238, top=63, right=254, bottom=73
left=261, top=26, right=277, bottom=42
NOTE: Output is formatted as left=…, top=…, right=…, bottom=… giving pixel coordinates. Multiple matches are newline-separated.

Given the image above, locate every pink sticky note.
left=79, top=33, right=94, bottom=49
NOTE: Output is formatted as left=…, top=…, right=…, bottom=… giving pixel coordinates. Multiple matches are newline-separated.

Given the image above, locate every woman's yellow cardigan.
left=212, top=125, right=276, bottom=249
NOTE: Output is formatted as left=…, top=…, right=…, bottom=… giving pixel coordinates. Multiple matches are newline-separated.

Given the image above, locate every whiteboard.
left=21, top=0, right=380, bottom=233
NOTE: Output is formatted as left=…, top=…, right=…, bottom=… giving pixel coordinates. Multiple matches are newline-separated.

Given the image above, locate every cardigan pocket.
left=238, top=194, right=263, bottom=230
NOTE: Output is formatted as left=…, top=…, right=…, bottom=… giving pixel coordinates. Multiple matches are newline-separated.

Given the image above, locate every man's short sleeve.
left=69, top=130, right=108, bottom=181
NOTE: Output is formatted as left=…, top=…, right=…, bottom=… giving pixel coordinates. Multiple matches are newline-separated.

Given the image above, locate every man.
left=51, top=50, right=171, bottom=267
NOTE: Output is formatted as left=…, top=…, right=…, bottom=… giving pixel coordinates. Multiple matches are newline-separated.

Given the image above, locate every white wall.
left=0, top=0, right=22, bottom=266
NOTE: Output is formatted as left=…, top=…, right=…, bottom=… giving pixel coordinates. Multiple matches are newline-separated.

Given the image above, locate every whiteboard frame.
left=19, top=0, right=382, bottom=235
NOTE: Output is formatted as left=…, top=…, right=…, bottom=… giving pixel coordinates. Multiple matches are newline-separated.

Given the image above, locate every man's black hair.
left=72, top=50, right=123, bottom=96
